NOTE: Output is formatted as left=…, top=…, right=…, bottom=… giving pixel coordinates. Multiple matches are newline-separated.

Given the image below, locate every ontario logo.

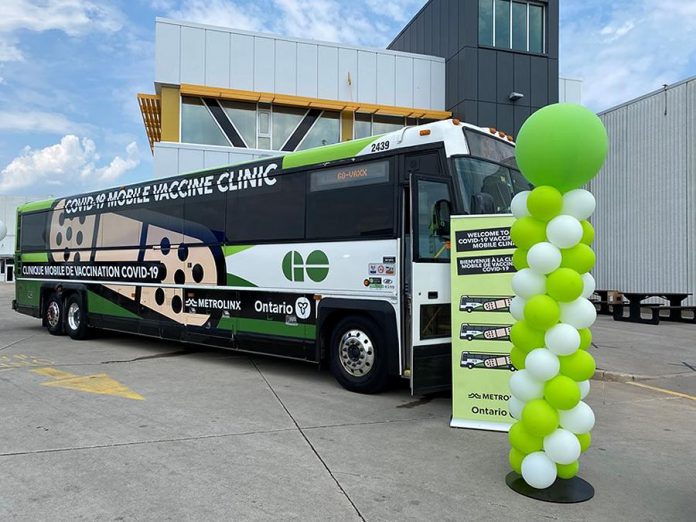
left=282, top=250, right=329, bottom=282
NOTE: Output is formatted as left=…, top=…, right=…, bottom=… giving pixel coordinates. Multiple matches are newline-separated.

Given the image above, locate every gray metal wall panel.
left=497, top=104, right=514, bottom=134
left=688, top=81, right=696, bottom=305
left=513, top=54, right=531, bottom=107
left=338, top=48, right=357, bottom=101
left=179, top=148, right=205, bottom=173
left=229, top=33, right=254, bottom=91
left=395, top=56, right=414, bottom=107
left=297, top=43, right=318, bottom=98
left=477, top=49, right=496, bottom=103
left=430, top=60, right=446, bottom=109
left=204, top=150, right=229, bottom=169
left=591, top=80, right=694, bottom=304
left=317, top=46, right=339, bottom=99
left=496, top=52, right=514, bottom=105
left=529, top=56, right=548, bottom=107
left=548, top=59, right=559, bottom=103
left=376, top=54, right=396, bottom=106
left=254, top=37, right=275, bottom=92
left=153, top=144, right=179, bottom=178
left=422, top=5, right=432, bottom=56
left=547, top=0, right=559, bottom=60
left=413, top=59, right=431, bottom=108
left=462, top=48, right=478, bottom=101
left=446, top=0, right=459, bottom=58
left=274, top=39, right=297, bottom=95
left=180, top=26, right=205, bottom=85
left=478, top=101, right=496, bottom=127
left=513, top=105, right=531, bottom=135
left=357, top=51, right=377, bottom=104
left=445, top=56, right=458, bottom=109
left=156, top=22, right=180, bottom=85
left=205, top=30, right=230, bottom=88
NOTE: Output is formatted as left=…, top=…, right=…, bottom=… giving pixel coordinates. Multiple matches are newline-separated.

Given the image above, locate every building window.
left=220, top=100, right=257, bottom=148
left=297, top=111, right=340, bottom=150
left=353, top=114, right=438, bottom=139
left=181, top=97, right=230, bottom=147
left=478, top=0, right=545, bottom=53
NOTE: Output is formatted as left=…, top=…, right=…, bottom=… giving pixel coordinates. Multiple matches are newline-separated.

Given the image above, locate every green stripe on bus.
left=219, top=317, right=315, bottom=339
left=87, top=291, right=140, bottom=319
left=222, top=244, right=255, bottom=256
left=226, top=273, right=257, bottom=287
left=281, top=135, right=381, bottom=169
left=21, top=252, right=49, bottom=262
left=18, top=199, right=55, bottom=213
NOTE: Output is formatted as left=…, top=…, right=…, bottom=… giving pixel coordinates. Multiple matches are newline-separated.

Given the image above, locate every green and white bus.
left=13, top=119, right=529, bottom=394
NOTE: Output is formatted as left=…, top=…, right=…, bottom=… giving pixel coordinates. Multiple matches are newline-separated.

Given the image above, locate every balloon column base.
left=505, top=472, right=594, bottom=503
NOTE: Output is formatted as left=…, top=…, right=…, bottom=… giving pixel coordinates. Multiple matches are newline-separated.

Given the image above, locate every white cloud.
left=166, top=0, right=264, bottom=32
left=0, top=110, right=87, bottom=134
left=0, top=0, right=123, bottom=35
left=0, top=135, right=140, bottom=194
left=0, top=38, right=23, bottom=62
left=561, top=0, right=696, bottom=111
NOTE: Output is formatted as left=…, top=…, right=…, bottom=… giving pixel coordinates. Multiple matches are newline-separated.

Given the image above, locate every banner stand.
left=505, top=472, right=594, bottom=503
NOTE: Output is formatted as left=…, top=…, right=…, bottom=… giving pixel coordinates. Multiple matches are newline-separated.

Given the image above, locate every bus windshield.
left=454, top=130, right=531, bottom=214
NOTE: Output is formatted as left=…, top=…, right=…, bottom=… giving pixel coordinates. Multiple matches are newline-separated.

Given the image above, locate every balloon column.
left=505, top=103, right=608, bottom=496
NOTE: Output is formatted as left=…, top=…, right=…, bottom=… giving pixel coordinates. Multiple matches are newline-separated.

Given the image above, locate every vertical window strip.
left=203, top=98, right=246, bottom=148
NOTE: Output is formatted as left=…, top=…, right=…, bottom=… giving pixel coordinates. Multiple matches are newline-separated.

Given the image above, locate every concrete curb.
left=592, top=369, right=696, bottom=383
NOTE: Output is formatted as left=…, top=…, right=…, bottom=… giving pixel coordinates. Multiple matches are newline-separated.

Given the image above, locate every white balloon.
left=543, top=428, right=582, bottom=465
left=581, top=273, right=596, bottom=299
left=545, top=323, right=580, bottom=356
left=521, top=452, right=557, bottom=489
left=510, top=296, right=526, bottom=321
left=509, top=369, right=544, bottom=402
left=526, top=242, right=562, bottom=275
left=559, top=401, right=595, bottom=434
left=578, top=380, right=590, bottom=400
left=546, top=215, right=583, bottom=249
left=562, top=189, right=596, bottom=220
left=508, top=396, right=525, bottom=420
left=511, top=191, right=531, bottom=218
left=525, top=348, right=560, bottom=381
left=511, top=269, right=546, bottom=299
left=559, top=297, right=597, bottom=329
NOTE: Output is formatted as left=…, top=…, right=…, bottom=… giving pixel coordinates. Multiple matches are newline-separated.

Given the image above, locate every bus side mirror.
left=433, top=199, right=451, bottom=237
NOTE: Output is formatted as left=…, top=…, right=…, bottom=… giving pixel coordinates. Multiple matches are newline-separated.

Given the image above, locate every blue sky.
left=0, top=0, right=694, bottom=196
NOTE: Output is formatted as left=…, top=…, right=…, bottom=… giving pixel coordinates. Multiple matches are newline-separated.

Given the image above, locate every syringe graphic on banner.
left=503, top=103, right=608, bottom=501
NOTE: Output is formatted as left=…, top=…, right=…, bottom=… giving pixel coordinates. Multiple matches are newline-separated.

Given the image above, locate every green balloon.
left=510, top=346, right=527, bottom=370
left=544, top=375, right=581, bottom=410
left=521, top=399, right=559, bottom=438
left=580, top=220, right=595, bottom=245
left=576, top=432, right=592, bottom=452
left=557, top=461, right=580, bottom=479
left=510, top=321, right=546, bottom=352
left=546, top=268, right=584, bottom=302
left=512, top=248, right=529, bottom=270
left=509, top=447, right=526, bottom=474
left=578, top=328, right=592, bottom=350
left=560, top=243, right=596, bottom=274
left=559, top=350, right=596, bottom=381
left=527, top=186, right=563, bottom=222
left=508, top=421, right=543, bottom=454
left=515, top=103, right=608, bottom=192
left=510, top=217, right=547, bottom=250
left=524, top=295, right=560, bottom=330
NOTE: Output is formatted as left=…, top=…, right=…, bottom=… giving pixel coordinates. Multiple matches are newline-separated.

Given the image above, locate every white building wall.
left=154, top=18, right=447, bottom=111
left=559, top=77, right=582, bottom=104
left=0, top=195, right=50, bottom=282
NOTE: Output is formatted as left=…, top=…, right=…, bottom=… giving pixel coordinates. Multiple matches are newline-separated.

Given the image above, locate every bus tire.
left=329, top=315, right=389, bottom=394
left=45, top=293, right=65, bottom=336
left=64, top=294, right=90, bottom=340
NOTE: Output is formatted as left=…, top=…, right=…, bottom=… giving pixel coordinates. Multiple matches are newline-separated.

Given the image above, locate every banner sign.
left=450, top=214, right=516, bottom=432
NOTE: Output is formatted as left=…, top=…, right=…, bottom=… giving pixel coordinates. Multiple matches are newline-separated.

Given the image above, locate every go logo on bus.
left=282, top=250, right=329, bottom=282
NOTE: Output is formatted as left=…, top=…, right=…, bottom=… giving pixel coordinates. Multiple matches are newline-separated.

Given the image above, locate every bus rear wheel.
left=64, top=294, right=90, bottom=340
left=329, top=316, right=388, bottom=394
left=45, top=293, right=64, bottom=336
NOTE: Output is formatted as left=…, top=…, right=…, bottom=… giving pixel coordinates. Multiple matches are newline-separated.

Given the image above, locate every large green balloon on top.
left=515, top=104, right=608, bottom=193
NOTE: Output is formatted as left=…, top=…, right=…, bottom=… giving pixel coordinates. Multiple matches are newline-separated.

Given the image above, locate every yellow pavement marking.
left=626, top=381, right=696, bottom=402
left=31, top=367, right=144, bottom=400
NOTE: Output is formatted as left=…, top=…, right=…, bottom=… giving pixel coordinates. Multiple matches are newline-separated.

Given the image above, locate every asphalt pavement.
left=1, top=284, right=695, bottom=521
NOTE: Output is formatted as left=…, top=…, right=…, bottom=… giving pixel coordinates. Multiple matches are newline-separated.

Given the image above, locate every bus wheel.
left=329, top=316, right=388, bottom=394
left=45, top=293, right=65, bottom=336
left=64, top=294, right=90, bottom=340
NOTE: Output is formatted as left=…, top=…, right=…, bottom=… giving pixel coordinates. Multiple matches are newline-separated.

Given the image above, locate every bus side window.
left=226, top=170, right=306, bottom=243
left=414, top=180, right=451, bottom=262
left=19, top=212, right=48, bottom=252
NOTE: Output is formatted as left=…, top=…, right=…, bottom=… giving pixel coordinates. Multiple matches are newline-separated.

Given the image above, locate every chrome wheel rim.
left=67, top=302, right=80, bottom=331
left=338, top=329, right=374, bottom=377
left=47, top=301, right=60, bottom=328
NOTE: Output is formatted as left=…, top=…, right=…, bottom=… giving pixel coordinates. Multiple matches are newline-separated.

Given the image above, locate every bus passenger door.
left=409, top=173, right=454, bottom=395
